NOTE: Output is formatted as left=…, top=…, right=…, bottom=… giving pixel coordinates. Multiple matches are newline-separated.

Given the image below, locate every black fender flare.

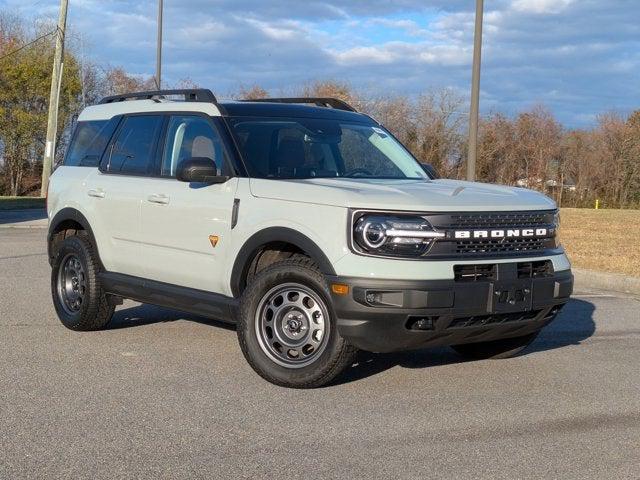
left=230, top=227, right=336, bottom=297
left=48, top=208, right=101, bottom=266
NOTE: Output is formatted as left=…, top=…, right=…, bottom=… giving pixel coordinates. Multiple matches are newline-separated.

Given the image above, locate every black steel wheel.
left=51, top=235, right=114, bottom=331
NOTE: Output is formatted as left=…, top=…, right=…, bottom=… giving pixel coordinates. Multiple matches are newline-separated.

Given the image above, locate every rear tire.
left=51, top=235, right=114, bottom=331
left=237, top=255, right=357, bottom=388
left=451, top=331, right=539, bottom=360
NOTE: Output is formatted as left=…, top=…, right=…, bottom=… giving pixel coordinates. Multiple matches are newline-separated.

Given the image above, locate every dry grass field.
left=560, top=208, right=640, bottom=277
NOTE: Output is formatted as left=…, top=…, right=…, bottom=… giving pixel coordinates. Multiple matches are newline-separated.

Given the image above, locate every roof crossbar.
left=243, top=97, right=357, bottom=112
left=98, top=89, right=218, bottom=104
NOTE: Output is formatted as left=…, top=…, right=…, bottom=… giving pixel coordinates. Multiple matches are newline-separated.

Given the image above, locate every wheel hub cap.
left=56, top=254, right=87, bottom=315
left=255, top=283, right=329, bottom=368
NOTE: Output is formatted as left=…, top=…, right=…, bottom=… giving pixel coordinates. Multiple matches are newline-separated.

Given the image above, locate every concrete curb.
left=573, top=268, right=640, bottom=296
left=0, top=224, right=47, bottom=229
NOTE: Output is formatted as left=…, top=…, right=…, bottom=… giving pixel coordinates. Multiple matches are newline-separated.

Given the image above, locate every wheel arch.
left=230, top=227, right=336, bottom=297
left=48, top=208, right=101, bottom=267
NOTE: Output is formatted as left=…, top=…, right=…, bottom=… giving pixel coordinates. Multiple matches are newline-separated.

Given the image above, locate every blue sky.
left=3, top=0, right=639, bottom=127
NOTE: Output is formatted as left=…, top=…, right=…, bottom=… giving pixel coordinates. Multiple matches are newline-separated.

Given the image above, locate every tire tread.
left=51, top=235, right=114, bottom=331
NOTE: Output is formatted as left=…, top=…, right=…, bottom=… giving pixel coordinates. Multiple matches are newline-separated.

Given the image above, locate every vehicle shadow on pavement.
left=103, top=298, right=595, bottom=387
left=330, top=298, right=596, bottom=386
left=106, top=303, right=236, bottom=331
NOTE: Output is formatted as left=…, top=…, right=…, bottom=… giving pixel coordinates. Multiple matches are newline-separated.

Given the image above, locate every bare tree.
left=236, top=84, right=269, bottom=100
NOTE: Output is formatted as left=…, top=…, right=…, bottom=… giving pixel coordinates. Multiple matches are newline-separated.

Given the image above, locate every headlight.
left=352, top=213, right=444, bottom=258
left=553, top=211, right=561, bottom=248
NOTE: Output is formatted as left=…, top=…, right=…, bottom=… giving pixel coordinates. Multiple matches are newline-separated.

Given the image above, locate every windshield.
left=228, top=117, right=428, bottom=180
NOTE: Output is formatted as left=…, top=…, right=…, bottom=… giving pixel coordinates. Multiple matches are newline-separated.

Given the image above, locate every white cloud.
left=511, top=0, right=575, bottom=14
left=243, top=18, right=305, bottom=41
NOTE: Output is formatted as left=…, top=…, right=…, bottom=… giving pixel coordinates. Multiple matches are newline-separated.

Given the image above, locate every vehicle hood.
left=249, top=178, right=557, bottom=212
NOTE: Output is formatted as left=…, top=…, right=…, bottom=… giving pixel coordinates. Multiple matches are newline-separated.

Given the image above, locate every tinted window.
left=107, top=115, right=163, bottom=175
left=161, top=115, right=228, bottom=177
left=64, top=119, right=119, bottom=167
left=228, top=117, right=426, bottom=180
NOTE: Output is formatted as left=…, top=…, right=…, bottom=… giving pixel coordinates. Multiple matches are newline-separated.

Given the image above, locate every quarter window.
left=161, top=115, right=227, bottom=177
left=64, top=119, right=119, bottom=167
left=107, top=115, right=163, bottom=175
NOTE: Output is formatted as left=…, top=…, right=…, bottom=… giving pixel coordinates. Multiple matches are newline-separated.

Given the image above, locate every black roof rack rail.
left=243, top=97, right=357, bottom=112
left=98, top=89, right=218, bottom=104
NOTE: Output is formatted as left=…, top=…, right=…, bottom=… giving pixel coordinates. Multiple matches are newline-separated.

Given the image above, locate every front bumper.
left=327, top=264, right=573, bottom=352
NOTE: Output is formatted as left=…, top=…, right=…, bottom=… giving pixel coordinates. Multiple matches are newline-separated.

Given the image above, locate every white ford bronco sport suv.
left=48, top=89, right=573, bottom=388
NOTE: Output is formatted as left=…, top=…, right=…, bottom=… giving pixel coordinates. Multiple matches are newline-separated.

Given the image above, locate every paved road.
left=1, top=228, right=639, bottom=479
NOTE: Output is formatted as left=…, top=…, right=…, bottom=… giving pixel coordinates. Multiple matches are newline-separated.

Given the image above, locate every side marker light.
left=331, top=284, right=350, bottom=296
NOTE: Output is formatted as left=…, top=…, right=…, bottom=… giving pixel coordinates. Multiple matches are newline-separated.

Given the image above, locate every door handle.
left=87, top=189, right=105, bottom=198
left=147, top=194, right=170, bottom=205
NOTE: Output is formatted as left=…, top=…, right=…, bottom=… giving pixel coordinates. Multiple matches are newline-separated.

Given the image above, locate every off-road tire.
left=451, top=331, right=540, bottom=360
left=237, top=255, right=357, bottom=388
left=51, top=235, right=114, bottom=331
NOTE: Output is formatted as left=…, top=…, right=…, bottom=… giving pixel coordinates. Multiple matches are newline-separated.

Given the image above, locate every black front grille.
left=446, top=211, right=551, bottom=229
left=447, top=310, right=542, bottom=329
left=455, top=237, right=548, bottom=255
left=423, top=210, right=558, bottom=258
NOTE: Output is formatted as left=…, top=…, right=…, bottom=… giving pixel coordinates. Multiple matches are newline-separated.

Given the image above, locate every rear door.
left=85, top=114, right=164, bottom=277
left=139, top=114, right=238, bottom=294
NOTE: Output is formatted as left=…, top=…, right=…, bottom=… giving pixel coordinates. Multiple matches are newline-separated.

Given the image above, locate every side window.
left=64, top=119, right=119, bottom=167
left=107, top=115, right=163, bottom=175
left=161, top=115, right=228, bottom=177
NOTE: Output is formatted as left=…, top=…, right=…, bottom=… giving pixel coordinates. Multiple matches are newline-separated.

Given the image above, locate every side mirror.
left=176, top=157, right=229, bottom=184
left=420, top=163, right=440, bottom=179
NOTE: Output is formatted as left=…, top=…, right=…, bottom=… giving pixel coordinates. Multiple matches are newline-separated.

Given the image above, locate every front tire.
left=451, top=331, right=539, bottom=360
left=51, top=235, right=114, bottom=331
left=237, top=256, right=357, bottom=388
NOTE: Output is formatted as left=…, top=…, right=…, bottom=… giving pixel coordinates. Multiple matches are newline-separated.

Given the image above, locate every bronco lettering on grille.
left=454, top=228, right=549, bottom=239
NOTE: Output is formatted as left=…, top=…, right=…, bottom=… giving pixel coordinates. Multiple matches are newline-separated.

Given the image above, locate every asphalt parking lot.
left=1, top=227, right=639, bottom=479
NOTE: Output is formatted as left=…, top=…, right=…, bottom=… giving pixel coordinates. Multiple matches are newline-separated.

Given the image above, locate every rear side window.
left=64, top=119, right=119, bottom=167
left=107, top=115, right=163, bottom=175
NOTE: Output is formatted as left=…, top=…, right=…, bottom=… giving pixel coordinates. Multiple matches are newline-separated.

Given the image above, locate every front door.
left=139, top=114, right=238, bottom=294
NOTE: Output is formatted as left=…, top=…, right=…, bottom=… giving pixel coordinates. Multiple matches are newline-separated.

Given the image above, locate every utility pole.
left=467, top=0, right=483, bottom=182
left=41, top=0, right=69, bottom=197
left=156, top=0, right=163, bottom=90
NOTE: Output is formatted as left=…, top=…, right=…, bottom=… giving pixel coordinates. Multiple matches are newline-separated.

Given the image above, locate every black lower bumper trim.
left=327, top=267, right=573, bottom=352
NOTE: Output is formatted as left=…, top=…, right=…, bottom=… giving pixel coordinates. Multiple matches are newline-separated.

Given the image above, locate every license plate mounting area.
left=491, top=279, right=533, bottom=313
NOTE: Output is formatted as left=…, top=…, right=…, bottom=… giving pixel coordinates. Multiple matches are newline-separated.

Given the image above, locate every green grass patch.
left=0, top=197, right=46, bottom=210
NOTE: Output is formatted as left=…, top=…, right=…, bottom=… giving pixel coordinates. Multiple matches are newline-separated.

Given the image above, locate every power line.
left=0, top=28, right=58, bottom=62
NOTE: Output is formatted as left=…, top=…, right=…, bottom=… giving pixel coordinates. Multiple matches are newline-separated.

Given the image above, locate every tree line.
left=1, top=13, right=638, bottom=208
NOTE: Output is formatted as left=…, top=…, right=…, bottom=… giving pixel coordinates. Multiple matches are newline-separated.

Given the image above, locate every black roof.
left=219, top=101, right=373, bottom=123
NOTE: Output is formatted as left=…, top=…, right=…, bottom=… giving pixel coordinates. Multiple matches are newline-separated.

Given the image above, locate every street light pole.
left=156, top=0, right=163, bottom=89
left=41, top=0, right=69, bottom=197
left=467, top=0, right=484, bottom=182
